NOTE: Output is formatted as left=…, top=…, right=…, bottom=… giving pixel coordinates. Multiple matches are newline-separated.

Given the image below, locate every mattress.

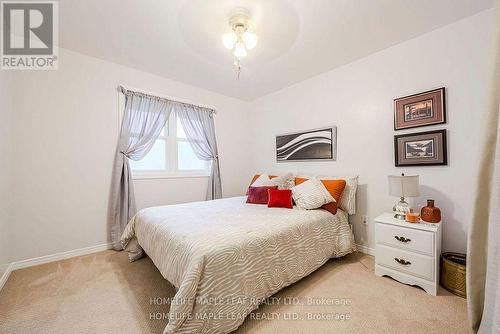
left=121, top=196, right=356, bottom=334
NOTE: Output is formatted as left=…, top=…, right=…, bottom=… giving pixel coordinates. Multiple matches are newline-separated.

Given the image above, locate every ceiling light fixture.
left=221, top=9, right=257, bottom=79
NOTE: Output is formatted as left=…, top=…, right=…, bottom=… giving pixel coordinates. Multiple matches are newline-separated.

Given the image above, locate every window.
left=128, top=111, right=211, bottom=178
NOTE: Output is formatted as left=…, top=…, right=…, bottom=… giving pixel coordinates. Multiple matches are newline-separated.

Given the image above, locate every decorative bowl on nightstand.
left=405, top=211, right=420, bottom=223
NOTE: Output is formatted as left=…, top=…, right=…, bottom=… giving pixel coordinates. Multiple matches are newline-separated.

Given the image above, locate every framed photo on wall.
left=276, top=126, right=337, bottom=162
left=394, top=129, right=447, bottom=167
left=394, top=87, right=446, bottom=130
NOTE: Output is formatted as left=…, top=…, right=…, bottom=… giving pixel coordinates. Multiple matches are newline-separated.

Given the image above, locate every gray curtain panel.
left=467, top=2, right=500, bottom=332
left=108, top=88, right=174, bottom=250
left=177, top=104, right=222, bottom=200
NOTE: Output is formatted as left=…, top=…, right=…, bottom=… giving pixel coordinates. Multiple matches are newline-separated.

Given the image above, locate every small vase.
left=421, top=199, right=441, bottom=223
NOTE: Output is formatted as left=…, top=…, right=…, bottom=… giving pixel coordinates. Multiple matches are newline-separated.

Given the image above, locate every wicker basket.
left=440, top=252, right=466, bottom=298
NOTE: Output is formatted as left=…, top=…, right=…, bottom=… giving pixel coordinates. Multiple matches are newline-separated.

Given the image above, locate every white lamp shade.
left=242, top=32, right=258, bottom=50
left=222, top=33, right=237, bottom=50
left=388, top=175, right=420, bottom=197
left=234, top=42, right=247, bottom=57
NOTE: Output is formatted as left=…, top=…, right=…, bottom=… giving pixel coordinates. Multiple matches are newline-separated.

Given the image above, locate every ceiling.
left=59, top=0, right=493, bottom=101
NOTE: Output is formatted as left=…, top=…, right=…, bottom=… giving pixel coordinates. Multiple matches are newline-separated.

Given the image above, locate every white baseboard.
left=0, top=263, right=13, bottom=291
left=0, top=243, right=113, bottom=291
left=356, top=244, right=375, bottom=256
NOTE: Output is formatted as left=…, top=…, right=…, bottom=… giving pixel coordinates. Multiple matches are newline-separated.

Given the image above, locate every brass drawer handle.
left=394, top=257, right=411, bottom=265
left=394, top=236, right=411, bottom=243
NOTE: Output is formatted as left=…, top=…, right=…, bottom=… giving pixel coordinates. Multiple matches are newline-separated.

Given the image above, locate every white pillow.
left=291, top=178, right=334, bottom=210
left=251, top=173, right=294, bottom=190
left=270, top=173, right=295, bottom=190
left=338, top=176, right=358, bottom=215
left=251, top=174, right=272, bottom=187
left=295, top=174, right=358, bottom=214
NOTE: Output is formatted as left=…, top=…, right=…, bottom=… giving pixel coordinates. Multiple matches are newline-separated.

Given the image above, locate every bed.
left=121, top=196, right=356, bottom=334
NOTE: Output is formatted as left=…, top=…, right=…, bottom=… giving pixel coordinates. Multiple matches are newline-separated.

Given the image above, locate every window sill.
left=132, top=173, right=210, bottom=180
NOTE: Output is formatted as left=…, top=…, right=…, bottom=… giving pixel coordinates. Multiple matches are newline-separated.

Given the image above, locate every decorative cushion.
left=295, top=177, right=346, bottom=214
left=246, top=186, right=278, bottom=204
left=270, top=173, right=295, bottom=189
left=251, top=174, right=274, bottom=187
left=267, top=189, right=293, bottom=209
left=249, top=174, right=263, bottom=185
left=320, top=176, right=358, bottom=214
left=291, top=178, right=334, bottom=210
left=338, top=176, right=358, bottom=214
left=246, top=174, right=272, bottom=195
left=295, top=175, right=358, bottom=214
left=248, top=173, right=294, bottom=192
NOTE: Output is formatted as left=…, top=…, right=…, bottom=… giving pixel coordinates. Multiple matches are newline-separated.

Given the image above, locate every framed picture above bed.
left=394, top=129, right=447, bottom=167
left=394, top=87, right=446, bottom=130
left=276, top=126, right=337, bottom=162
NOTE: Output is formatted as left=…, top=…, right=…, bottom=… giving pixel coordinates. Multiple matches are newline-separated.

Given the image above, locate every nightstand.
left=374, top=213, right=442, bottom=295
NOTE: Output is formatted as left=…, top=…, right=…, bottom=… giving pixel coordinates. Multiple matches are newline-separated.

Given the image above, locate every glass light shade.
left=388, top=175, right=420, bottom=198
left=234, top=42, right=247, bottom=57
left=242, top=32, right=258, bottom=50
left=222, top=32, right=237, bottom=50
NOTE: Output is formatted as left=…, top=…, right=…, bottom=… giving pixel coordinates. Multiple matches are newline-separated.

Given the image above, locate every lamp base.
left=393, top=212, right=406, bottom=220
left=393, top=197, right=410, bottom=220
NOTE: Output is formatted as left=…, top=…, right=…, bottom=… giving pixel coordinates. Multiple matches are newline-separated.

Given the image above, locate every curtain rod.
left=117, top=85, right=217, bottom=114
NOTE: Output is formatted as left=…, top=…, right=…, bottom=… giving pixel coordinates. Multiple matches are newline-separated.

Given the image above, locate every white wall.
left=0, top=71, right=13, bottom=271
left=5, top=48, right=251, bottom=264
left=247, top=10, right=494, bottom=253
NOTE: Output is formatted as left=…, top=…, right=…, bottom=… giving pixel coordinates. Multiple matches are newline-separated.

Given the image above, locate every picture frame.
left=394, top=87, right=446, bottom=130
left=276, top=126, right=337, bottom=162
left=394, top=129, right=447, bottom=167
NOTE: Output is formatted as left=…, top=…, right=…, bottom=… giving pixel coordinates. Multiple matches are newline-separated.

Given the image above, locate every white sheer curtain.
left=467, top=2, right=500, bottom=332
left=108, top=87, right=175, bottom=249
left=176, top=104, right=222, bottom=200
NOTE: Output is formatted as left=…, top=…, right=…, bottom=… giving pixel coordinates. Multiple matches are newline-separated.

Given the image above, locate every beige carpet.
left=0, top=251, right=468, bottom=334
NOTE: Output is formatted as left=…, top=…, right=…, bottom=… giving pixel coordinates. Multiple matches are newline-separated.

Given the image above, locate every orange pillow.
left=295, top=177, right=346, bottom=214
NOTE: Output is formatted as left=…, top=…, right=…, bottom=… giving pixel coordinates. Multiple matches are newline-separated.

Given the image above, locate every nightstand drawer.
left=376, top=244, right=434, bottom=281
left=375, top=223, right=434, bottom=256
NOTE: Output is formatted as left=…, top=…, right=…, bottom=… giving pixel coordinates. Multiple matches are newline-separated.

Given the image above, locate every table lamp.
left=388, top=173, right=420, bottom=220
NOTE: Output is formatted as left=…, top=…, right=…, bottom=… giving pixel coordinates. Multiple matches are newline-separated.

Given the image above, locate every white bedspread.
left=121, top=196, right=356, bottom=334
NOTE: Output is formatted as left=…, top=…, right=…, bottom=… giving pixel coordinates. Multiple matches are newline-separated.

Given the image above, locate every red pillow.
left=246, top=186, right=278, bottom=204
left=267, top=189, right=293, bottom=209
